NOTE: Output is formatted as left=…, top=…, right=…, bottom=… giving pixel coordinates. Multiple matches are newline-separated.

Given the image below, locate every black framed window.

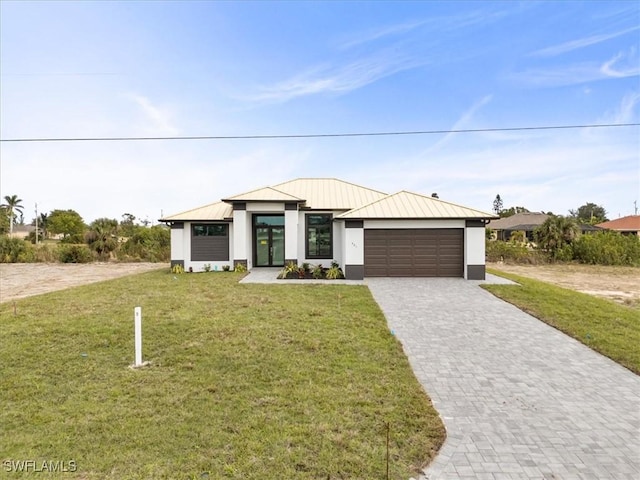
left=193, top=224, right=227, bottom=236
left=306, top=214, right=332, bottom=259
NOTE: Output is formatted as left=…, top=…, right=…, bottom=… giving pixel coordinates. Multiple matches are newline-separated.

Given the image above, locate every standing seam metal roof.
left=336, top=190, right=496, bottom=219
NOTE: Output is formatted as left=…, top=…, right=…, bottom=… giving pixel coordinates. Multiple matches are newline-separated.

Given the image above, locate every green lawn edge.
left=0, top=270, right=445, bottom=479
left=484, top=268, right=640, bottom=375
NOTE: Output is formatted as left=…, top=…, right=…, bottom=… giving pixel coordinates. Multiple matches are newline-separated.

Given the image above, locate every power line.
left=1, top=123, right=638, bottom=143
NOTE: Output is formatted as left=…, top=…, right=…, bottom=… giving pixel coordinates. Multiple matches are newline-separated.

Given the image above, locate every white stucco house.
left=160, top=178, right=497, bottom=280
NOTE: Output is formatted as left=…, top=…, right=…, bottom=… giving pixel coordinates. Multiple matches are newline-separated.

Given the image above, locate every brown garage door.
left=364, top=229, right=464, bottom=277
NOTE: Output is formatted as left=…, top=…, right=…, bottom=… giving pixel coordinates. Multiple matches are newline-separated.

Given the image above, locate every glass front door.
left=254, top=216, right=285, bottom=267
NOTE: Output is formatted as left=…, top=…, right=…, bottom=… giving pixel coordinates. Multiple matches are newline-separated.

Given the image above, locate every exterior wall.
left=232, top=210, right=248, bottom=266
left=284, top=208, right=298, bottom=264
left=343, top=221, right=364, bottom=280
left=464, top=225, right=486, bottom=280
left=170, top=223, right=185, bottom=266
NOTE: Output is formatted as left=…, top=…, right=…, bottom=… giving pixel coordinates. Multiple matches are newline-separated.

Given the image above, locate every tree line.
left=1, top=195, right=169, bottom=263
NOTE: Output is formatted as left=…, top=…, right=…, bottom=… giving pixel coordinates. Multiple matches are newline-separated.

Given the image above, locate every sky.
left=1, top=0, right=639, bottom=224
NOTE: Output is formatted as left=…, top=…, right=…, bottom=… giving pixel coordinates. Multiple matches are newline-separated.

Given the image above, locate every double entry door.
left=254, top=215, right=285, bottom=267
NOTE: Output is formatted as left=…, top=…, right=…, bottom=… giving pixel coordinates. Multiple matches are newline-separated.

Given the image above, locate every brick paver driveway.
left=366, top=277, right=640, bottom=480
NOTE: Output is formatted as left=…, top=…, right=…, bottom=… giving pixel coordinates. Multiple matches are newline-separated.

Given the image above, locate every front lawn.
left=484, top=269, right=640, bottom=375
left=0, top=271, right=444, bottom=479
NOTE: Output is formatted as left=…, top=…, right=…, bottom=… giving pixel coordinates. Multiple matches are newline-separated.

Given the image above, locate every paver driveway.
left=366, top=277, right=640, bottom=480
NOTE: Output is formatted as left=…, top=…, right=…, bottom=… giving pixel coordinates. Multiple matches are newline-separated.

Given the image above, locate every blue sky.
left=1, top=0, right=638, bottom=224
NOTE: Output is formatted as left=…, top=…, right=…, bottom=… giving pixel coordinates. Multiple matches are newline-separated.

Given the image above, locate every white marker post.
left=134, top=307, right=143, bottom=367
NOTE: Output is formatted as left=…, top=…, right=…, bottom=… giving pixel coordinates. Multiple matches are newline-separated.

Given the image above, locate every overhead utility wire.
left=1, top=123, right=638, bottom=143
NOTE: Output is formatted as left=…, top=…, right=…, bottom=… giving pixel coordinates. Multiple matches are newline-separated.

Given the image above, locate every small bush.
left=171, top=263, right=185, bottom=274
left=234, top=263, right=247, bottom=273
left=325, top=266, right=344, bottom=279
left=485, top=240, right=542, bottom=264
left=34, top=244, right=58, bottom=263
left=58, top=244, right=94, bottom=263
left=203, top=263, right=212, bottom=272
left=222, top=265, right=231, bottom=272
left=0, top=237, right=34, bottom=263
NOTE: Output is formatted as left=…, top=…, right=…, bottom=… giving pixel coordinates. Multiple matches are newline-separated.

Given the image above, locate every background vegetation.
left=0, top=206, right=169, bottom=263
left=488, top=196, right=639, bottom=266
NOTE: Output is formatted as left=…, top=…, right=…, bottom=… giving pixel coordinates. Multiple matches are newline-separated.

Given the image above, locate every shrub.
left=222, top=265, right=231, bottom=272
left=234, top=263, right=247, bottom=273
left=0, top=237, right=34, bottom=263
left=325, top=265, right=344, bottom=279
left=203, top=263, right=212, bottom=272
left=33, top=244, right=58, bottom=263
left=58, top=244, right=94, bottom=263
left=118, top=225, right=170, bottom=262
left=171, top=263, right=185, bottom=274
left=485, top=240, right=542, bottom=264
left=572, top=231, right=640, bottom=266
left=312, top=264, right=324, bottom=279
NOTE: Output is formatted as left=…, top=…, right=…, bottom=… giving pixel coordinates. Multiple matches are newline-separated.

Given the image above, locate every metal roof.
left=336, top=190, right=496, bottom=219
left=222, top=186, right=303, bottom=203
left=161, top=201, right=233, bottom=221
left=272, top=178, right=387, bottom=210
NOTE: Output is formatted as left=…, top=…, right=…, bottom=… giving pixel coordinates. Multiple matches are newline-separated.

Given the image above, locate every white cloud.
left=601, top=47, right=640, bottom=78
left=530, top=26, right=640, bottom=57
left=246, top=50, right=426, bottom=103
left=338, top=20, right=428, bottom=49
left=508, top=48, right=640, bottom=87
left=421, top=95, right=493, bottom=154
left=127, top=94, right=179, bottom=136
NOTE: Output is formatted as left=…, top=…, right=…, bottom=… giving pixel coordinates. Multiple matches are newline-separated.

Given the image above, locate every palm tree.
left=85, top=218, right=119, bottom=257
left=2, top=195, right=24, bottom=235
left=534, top=216, right=580, bottom=259
left=39, top=212, right=49, bottom=239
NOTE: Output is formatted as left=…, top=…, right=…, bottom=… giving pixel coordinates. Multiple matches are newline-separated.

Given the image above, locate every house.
left=488, top=212, right=602, bottom=241
left=488, top=212, right=550, bottom=241
left=596, top=215, right=640, bottom=236
left=8, top=225, right=35, bottom=240
left=159, top=178, right=497, bottom=280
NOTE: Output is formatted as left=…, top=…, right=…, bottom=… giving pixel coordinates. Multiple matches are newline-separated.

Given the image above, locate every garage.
left=364, top=229, right=464, bottom=277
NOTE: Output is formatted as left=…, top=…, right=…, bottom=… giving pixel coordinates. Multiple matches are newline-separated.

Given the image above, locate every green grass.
left=0, top=270, right=444, bottom=479
left=484, top=269, right=640, bottom=375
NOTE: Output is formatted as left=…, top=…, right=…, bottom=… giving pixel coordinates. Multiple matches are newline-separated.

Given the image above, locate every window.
left=191, top=224, right=229, bottom=261
left=193, top=224, right=227, bottom=236
left=306, top=214, right=332, bottom=259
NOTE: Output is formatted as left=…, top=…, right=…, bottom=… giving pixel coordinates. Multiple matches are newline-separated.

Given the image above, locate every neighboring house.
left=489, top=212, right=602, bottom=241
left=488, top=212, right=550, bottom=241
left=596, top=215, right=640, bottom=236
left=8, top=225, right=35, bottom=240
left=160, top=178, right=497, bottom=280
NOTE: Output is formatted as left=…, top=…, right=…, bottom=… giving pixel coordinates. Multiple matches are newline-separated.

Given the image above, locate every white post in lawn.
left=134, top=307, right=143, bottom=367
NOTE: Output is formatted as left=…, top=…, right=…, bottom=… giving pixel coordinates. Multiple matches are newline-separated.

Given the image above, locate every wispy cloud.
left=601, top=47, right=640, bottom=77
left=422, top=95, right=493, bottom=153
left=127, top=94, right=178, bottom=135
left=508, top=48, right=640, bottom=87
left=338, top=20, right=428, bottom=50
left=338, top=8, right=509, bottom=50
left=530, top=26, right=640, bottom=57
left=246, top=50, right=426, bottom=103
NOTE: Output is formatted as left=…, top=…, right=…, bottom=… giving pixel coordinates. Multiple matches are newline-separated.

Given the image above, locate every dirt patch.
left=0, top=263, right=168, bottom=303
left=488, top=262, right=640, bottom=307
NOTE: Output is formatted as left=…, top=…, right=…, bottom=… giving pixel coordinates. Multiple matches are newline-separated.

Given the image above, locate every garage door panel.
left=364, top=229, right=463, bottom=277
